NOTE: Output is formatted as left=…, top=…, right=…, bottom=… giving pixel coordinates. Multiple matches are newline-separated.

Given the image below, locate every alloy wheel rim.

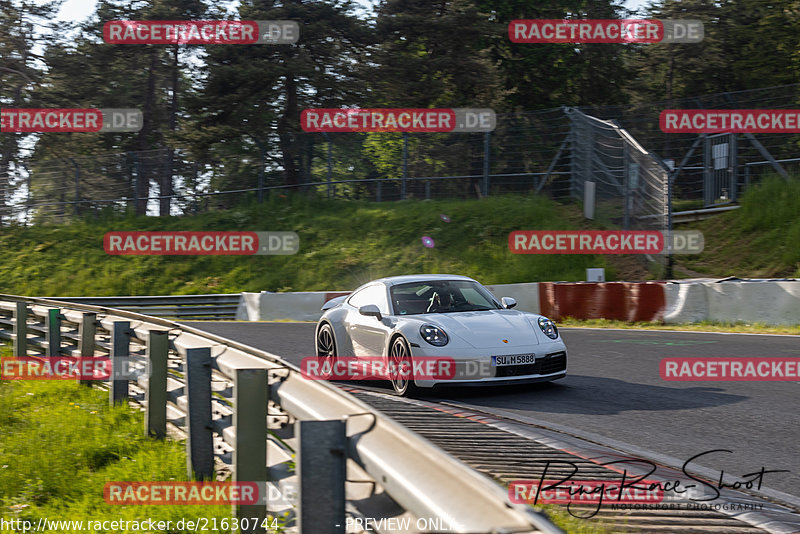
left=390, top=339, right=409, bottom=391
left=317, top=327, right=335, bottom=372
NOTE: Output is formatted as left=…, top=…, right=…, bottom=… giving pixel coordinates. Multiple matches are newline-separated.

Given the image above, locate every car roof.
left=370, top=274, right=477, bottom=287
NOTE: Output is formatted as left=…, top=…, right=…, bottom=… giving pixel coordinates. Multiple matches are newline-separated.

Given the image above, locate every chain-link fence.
left=577, top=83, right=800, bottom=209
left=1, top=84, right=798, bottom=227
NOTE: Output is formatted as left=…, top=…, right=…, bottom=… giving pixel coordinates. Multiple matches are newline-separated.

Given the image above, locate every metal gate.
left=703, top=133, right=738, bottom=206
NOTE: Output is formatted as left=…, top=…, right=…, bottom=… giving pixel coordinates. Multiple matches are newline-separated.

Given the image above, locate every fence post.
left=70, top=158, right=81, bottom=216
left=623, top=143, right=630, bottom=230
left=730, top=133, right=738, bottom=203
left=323, top=132, right=333, bottom=199
left=13, top=302, right=27, bottom=358
left=185, top=347, right=214, bottom=480
left=744, top=164, right=751, bottom=192
left=145, top=330, right=169, bottom=439
left=483, top=131, right=491, bottom=196
left=110, top=321, right=130, bottom=405
left=234, top=368, right=268, bottom=532
left=46, top=308, right=61, bottom=357
left=78, top=312, right=97, bottom=386
left=297, top=420, right=346, bottom=534
left=255, top=138, right=267, bottom=203
left=703, top=135, right=712, bottom=206
left=401, top=133, right=408, bottom=200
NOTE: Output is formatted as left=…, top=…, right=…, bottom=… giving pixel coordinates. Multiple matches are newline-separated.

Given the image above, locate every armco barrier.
left=539, top=282, right=667, bottom=322
left=0, top=295, right=557, bottom=534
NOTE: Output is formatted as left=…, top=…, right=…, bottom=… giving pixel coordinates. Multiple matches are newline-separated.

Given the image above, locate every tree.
left=0, top=0, right=59, bottom=224
left=185, top=0, right=374, bottom=193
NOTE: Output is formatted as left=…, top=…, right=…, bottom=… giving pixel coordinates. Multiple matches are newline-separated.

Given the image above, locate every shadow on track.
left=410, top=375, right=747, bottom=416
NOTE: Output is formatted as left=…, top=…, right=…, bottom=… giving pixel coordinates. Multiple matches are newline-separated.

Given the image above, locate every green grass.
left=559, top=317, right=800, bottom=335
left=1, top=177, right=799, bottom=299
left=536, top=505, right=617, bottom=533
left=0, top=352, right=234, bottom=533
left=0, top=194, right=610, bottom=296
left=675, top=175, right=800, bottom=278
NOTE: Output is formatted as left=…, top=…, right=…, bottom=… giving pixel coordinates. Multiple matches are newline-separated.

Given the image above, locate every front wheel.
left=389, top=336, right=418, bottom=397
left=315, top=323, right=337, bottom=379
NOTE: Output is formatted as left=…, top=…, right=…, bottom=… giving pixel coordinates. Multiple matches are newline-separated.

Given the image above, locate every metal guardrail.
left=43, top=294, right=241, bottom=320
left=0, top=295, right=560, bottom=534
left=637, top=204, right=741, bottom=225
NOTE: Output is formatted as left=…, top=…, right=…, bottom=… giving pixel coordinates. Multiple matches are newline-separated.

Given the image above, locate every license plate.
left=492, top=354, right=536, bottom=366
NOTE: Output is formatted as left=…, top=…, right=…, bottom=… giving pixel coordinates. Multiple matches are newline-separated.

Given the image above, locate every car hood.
left=415, top=310, right=541, bottom=349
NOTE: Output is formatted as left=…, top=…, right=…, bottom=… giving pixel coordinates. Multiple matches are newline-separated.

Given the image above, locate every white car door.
left=343, top=284, right=393, bottom=358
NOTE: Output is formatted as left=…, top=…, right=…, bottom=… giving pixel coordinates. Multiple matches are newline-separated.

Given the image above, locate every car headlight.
left=420, top=324, right=449, bottom=346
left=538, top=317, right=559, bottom=340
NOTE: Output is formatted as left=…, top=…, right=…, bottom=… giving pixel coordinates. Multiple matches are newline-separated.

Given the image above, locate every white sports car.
left=314, top=274, right=567, bottom=395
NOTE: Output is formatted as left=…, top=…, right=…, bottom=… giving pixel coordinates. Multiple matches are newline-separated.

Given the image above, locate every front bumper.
left=411, top=341, right=567, bottom=388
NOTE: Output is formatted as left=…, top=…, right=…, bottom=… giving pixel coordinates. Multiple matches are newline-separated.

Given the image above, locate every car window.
left=347, top=284, right=389, bottom=314
left=390, top=280, right=501, bottom=315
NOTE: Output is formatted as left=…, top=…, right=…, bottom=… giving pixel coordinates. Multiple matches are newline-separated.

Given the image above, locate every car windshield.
left=389, top=280, right=502, bottom=315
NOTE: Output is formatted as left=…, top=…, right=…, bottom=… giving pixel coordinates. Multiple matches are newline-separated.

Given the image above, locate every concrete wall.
left=664, top=281, right=800, bottom=325
left=236, top=281, right=800, bottom=325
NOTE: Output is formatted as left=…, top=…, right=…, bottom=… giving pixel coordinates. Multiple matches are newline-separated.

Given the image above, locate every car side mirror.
left=359, top=304, right=383, bottom=320
left=501, top=297, right=517, bottom=309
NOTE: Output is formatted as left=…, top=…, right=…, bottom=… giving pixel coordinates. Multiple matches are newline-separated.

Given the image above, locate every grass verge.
left=675, top=175, right=800, bottom=278
left=0, top=194, right=608, bottom=296
left=0, top=350, right=235, bottom=533
left=559, top=318, right=800, bottom=335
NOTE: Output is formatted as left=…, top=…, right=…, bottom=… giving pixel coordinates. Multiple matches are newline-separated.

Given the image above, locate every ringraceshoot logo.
left=103, top=231, right=299, bottom=255
left=509, top=19, right=703, bottom=43
left=103, top=20, right=299, bottom=44
left=300, top=108, right=496, bottom=133
left=0, top=108, right=142, bottom=132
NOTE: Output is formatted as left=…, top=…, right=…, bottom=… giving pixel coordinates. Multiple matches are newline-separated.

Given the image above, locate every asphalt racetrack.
left=183, top=321, right=800, bottom=504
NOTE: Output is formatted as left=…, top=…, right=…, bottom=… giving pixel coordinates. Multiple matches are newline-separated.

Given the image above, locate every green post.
left=145, top=330, right=169, bottom=438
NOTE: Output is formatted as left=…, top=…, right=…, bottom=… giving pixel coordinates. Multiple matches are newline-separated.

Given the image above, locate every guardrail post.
left=145, top=331, right=169, bottom=439
left=297, top=420, right=346, bottom=534
left=13, top=302, right=28, bottom=357
left=110, top=321, right=130, bottom=405
left=234, top=368, right=268, bottom=532
left=46, top=308, right=61, bottom=357
left=185, top=347, right=214, bottom=480
left=78, top=312, right=96, bottom=386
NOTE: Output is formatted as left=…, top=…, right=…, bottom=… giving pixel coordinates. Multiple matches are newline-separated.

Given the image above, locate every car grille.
left=541, top=351, right=567, bottom=374
left=495, top=351, right=566, bottom=378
